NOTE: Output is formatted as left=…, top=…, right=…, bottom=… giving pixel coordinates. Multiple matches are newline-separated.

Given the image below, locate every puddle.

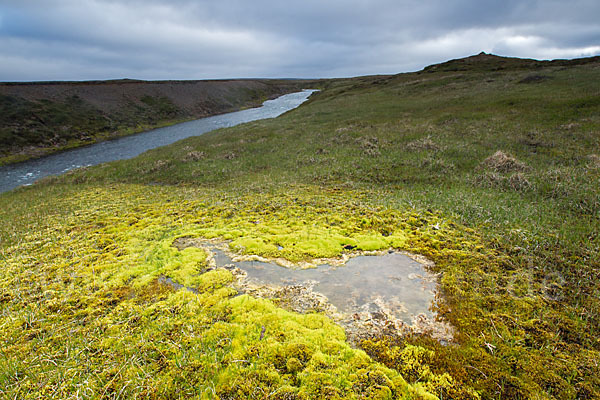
left=174, top=238, right=454, bottom=343
left=213, top=249, right=436, bottom=325
left=158, top=275, right=198, bottom=293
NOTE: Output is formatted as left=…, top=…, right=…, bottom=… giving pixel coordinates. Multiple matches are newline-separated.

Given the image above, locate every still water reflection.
left=213, top=249, right=437, bottom=324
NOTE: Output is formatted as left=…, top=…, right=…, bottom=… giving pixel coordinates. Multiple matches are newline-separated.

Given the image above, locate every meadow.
left=1, top=54, right=598, bottom=399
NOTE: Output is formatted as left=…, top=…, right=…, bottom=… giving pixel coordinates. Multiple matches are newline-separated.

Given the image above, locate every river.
left=0, top=89, right=316, bottom=193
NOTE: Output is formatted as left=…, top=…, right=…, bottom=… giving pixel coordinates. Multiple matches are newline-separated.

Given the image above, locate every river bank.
left=0, top=79, right=314, bottom=166
left=0, top=90, right=316, bottom=193
left=0, top=117, right=191, bottom=166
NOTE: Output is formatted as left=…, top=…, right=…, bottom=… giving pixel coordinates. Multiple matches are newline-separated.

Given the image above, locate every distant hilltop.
left=422, top=51, right=600, bottom=73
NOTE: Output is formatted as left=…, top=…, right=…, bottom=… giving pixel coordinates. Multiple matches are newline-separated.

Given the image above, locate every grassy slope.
left=1, top=55, right=599, bottom=399
left=0, top=79, right=309, bottom=166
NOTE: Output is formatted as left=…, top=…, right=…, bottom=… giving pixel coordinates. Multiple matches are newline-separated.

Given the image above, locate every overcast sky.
left=1, top=0, right=599, bottom=81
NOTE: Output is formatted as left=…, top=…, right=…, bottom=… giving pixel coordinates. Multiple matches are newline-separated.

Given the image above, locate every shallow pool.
left=213, top=249, right=437, bottom=324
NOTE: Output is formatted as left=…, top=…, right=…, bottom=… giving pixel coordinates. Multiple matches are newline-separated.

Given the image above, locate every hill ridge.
left=422, top=51, right=600, bottom=73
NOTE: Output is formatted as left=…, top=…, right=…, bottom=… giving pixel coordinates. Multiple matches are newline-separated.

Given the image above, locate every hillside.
left=422, top=51, right=600, bottom=72
left=0, top=79, right=310, bottom=165
left=1, top=54, right=599, bottom=399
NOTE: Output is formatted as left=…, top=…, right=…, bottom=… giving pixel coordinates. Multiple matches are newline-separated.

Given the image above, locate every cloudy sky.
left=1, top=0, right=599, bottom=81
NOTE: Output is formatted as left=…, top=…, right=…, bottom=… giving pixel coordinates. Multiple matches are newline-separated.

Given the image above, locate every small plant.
left=587, top=154, right=600, bottom=169
left=405, top=136, right=439, bottom=151
left=183, top=150, right=206, bottom=162
left=480, top=150, right=529, bottom=173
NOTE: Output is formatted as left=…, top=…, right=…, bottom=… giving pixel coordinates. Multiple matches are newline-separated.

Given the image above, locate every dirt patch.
left=559, top=123, right=581, bottom=130
left=222, top=151, right=237, bottom=160
left=473, top=171, right=533, bottom=192
left=518, top=75, right=552, bottom=84
left=405, top=136, right=440, bottom=151
left=183, top=150, right=206, bottom=162
left=481, top=150, right=529, bottom=173
left=356, top=136, right=382, bottom=157
left=172, top=236, right=207, bottom=251
left=506, top=172, right=533, bottom=191
left=136, top=159, right=173, bottom=174
left=587, top=154, right=600, bottom=169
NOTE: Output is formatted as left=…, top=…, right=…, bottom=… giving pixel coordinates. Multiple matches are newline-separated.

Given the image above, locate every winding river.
left=0, top=89, right=316, bottom=193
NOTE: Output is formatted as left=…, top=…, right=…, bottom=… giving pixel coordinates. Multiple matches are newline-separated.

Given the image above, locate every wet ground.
left=175, top=238, right=454, bottom=342
left=214, top=249, right=436, bottom=325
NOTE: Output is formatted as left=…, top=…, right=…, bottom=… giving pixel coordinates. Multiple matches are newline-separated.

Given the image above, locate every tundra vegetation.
left=1, top=54, right=599, bottom=399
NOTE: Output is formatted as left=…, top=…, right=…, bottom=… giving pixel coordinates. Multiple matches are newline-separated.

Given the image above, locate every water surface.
left=0, top=90, right=316, bottom=193
left=214, top=249, right=437, bottom=324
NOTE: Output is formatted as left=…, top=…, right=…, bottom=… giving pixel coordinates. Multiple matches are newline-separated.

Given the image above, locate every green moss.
left=3, top=180, right=599, bottom=397
left=230, top=236, right=280, bottom=256
left=354, top=233, right=388, bottom=251
left=0, top=184, right=447, bottom=399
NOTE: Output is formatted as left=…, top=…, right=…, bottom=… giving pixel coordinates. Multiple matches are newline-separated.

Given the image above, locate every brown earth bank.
left=0, top=78, right=315, bottom=165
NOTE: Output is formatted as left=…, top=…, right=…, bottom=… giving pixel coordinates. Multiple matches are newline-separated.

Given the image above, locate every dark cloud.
left=0, top=0, right=598, bottom=81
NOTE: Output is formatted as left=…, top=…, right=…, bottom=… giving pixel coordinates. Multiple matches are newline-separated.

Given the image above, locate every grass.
left=1, top=55, right=599, bottom=399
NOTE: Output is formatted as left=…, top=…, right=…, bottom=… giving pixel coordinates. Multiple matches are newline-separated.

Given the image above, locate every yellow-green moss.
left=0, top=184, right=450, bottom=399
left=2, top=182, right=597, bottom=398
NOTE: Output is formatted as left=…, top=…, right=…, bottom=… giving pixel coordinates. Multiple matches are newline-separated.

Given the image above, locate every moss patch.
left=1, top=184, right=473, bottom=398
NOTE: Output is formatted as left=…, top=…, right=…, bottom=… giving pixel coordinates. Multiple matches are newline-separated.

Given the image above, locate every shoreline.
left=0, top=80, right=312, bottom=167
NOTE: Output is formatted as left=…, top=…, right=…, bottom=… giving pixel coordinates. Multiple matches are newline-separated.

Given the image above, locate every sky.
left=1, top=0, right=599, bottom=81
